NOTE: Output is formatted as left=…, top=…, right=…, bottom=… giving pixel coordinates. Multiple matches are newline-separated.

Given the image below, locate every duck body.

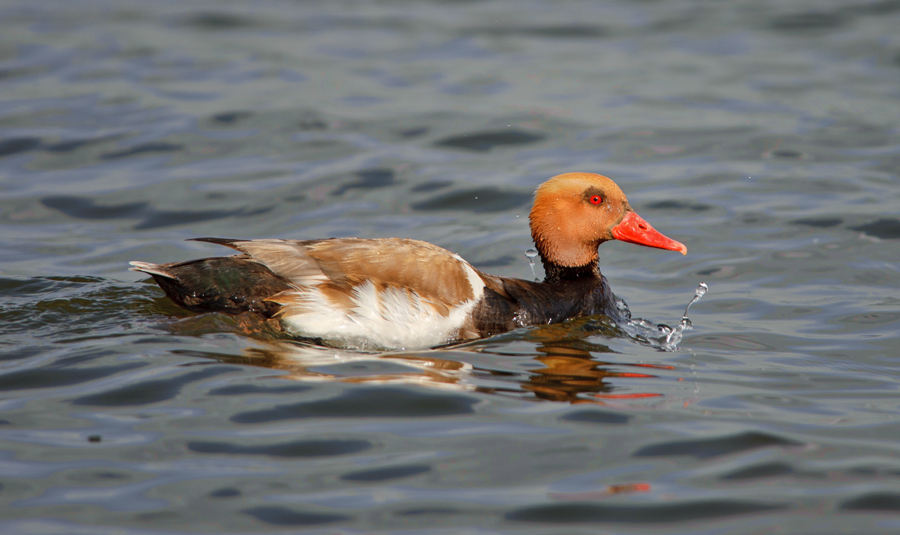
left=131, top=173, right=686, bottom=350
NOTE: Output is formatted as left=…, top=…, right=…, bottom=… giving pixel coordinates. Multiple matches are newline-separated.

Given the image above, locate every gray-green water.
left=2, top=1, right=900, bottom=533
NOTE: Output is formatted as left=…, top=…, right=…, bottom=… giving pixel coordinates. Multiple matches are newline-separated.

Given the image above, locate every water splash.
left=617, top=283, right=708, bottom=351
left=524, top=248, right=539, bottom=281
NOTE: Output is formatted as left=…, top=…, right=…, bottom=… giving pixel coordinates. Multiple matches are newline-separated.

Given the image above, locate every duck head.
left=529, top=172, right=687, bottom=268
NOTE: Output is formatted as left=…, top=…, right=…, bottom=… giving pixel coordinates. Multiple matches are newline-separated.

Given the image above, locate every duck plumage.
left=131, top=172, right=686, bottom=350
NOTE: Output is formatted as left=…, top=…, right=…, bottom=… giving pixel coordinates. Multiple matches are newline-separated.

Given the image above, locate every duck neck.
left=541, top=258, right=601, bottom=285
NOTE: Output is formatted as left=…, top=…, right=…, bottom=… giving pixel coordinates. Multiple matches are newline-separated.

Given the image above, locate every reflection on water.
left=221, top=342, right=474, bottom=390
left=181, top=313, right=679, bottom=404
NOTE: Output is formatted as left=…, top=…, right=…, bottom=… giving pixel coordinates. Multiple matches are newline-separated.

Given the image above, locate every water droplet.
left=619, top=282, right=708, bottom=351
left=614, top=296, right=632, bottom=320
left=682, top=282, right=708, bottom=318
left=524, top=249, right=539, bottom=281
left=665, top=330, right=682, bottom=346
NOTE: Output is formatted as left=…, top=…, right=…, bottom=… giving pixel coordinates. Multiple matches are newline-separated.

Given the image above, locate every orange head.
left=529, top=172, right=687, bottom=267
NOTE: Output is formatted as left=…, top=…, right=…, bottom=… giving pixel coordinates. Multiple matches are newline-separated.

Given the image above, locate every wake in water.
left=520, top=248, right=708, bottom=351
left=615, top=283, right=708, bottom=351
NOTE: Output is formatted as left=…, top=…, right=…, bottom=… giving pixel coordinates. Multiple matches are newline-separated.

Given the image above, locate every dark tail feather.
left=130, top=257, right=291, bottom=317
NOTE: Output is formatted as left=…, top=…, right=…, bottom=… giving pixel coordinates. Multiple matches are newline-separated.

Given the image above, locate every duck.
left=130, top=172, right=686, bottom=350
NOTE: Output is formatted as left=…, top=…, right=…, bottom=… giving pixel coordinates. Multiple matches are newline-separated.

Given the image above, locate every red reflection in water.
left=549, top=483, right=653, bottom=501
left=630, top=363, right=675, bottom=370
left=593, top=393, right=663, bottom=399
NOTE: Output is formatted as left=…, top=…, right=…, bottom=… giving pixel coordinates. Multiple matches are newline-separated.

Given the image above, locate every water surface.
left=2, top=1, right=900, bottom=533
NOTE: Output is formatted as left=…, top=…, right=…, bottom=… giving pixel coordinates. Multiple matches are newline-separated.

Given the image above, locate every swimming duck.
left=130, top=172, right=686, bottom=350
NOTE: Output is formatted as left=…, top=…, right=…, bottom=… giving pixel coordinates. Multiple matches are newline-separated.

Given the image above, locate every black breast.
left=470, top=274, right=619, bottom=337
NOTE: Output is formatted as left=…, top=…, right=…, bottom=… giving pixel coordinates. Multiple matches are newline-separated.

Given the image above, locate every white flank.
left=281, top=260, right=485, bottom=350
left=452, top=252, right=486, bottom=303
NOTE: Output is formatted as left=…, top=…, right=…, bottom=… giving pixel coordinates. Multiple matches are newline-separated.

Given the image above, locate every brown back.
left=201, top=237, right=481, bottom=307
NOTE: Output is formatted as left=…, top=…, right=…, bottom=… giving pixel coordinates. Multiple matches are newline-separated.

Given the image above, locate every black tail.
left=130, top=257, right=291, bottom=317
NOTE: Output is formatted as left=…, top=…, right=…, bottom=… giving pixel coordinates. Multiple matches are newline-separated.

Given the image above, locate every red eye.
left=590, top=195, right=603, bottom=205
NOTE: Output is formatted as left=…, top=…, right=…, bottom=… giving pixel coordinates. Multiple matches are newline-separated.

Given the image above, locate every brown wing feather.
left=198, top=237, right=481, bottom=307
left=191, top=238, right=326, bottom=285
